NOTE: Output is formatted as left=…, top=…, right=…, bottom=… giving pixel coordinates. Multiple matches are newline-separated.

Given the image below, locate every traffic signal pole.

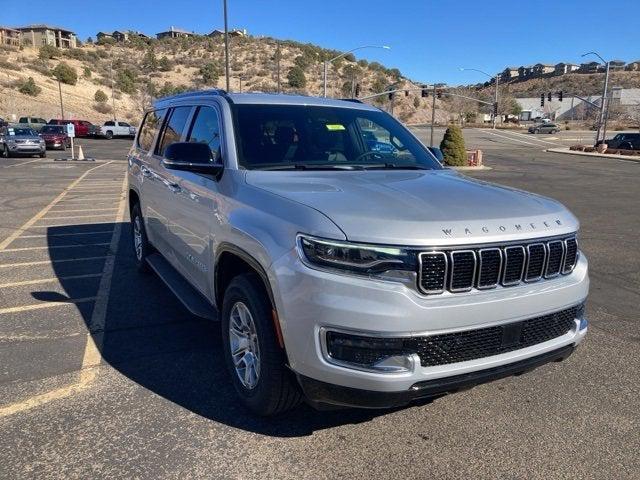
left=430, top=84, right=437, bottom=146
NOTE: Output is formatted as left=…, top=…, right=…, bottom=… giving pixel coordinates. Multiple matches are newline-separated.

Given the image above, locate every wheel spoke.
left=228, top=301, right=261, bottom=389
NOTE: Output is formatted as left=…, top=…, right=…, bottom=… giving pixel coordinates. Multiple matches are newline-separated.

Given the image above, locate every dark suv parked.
left=596, top=132, right=640, bottom=150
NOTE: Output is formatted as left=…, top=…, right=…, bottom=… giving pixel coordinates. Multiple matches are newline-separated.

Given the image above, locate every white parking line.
left=0, top=273, right=102, bottom=289
left=1, top=158, right=47, bottom=169
left=480, top=129, right=545, bottom=147
left=0, top=243, right=110, bottom=252
left=496, top=129, right=562, bottom=146
left=18, top=231, right=113, bottom=238
left=41, top=213, right=117, bottom=220
left=0, top=297, right=96, bottom=315
left=0, top=256, right=108, bottom=268
left=47, top=208, right=118, bottom=214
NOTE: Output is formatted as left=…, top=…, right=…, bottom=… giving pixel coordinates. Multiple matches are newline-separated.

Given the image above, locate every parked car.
left=100, top=120, right=136, bottom=139
left=40, top=125, right=71, bottom=150
left=0, top=118, right=8, bottom=128
left=0, top=125, right=46, bottom=157
left=17, top=116, right=48, bottom=132
left=127, top=91, right=589, bottom=416
left=528, top=123, right=560, bottom=134
left=48, top=119, right=100, bottom=138
left=595, top=132, right=640, bottom=150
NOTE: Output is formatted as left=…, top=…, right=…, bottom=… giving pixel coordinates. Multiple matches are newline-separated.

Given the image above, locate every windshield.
left=9, top=128, right=36, bottom=136
left=41, top=126, right=64, bottom=134
left=233, top=104, right=442, bottom=170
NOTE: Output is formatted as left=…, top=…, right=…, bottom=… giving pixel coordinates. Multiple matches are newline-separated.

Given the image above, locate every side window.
left=120, top=122, right=130, bottom=127
left=37, top=118, right=46, bottom=124
left=137, top=109, right=166, bottom=152
left=185, top=106, right=221, bottom=163
left=156, top=106, right=192, bottom=156
left=105, top=121, right=115, bottom=126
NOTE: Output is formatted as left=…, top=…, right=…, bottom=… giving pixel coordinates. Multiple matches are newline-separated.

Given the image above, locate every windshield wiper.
left=256, top=164, right=364, bottom=171
left=360, top=163, right=431, bottom=170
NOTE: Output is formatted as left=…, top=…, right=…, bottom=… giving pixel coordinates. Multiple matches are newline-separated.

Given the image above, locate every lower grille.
left=405, top=306, right=578, bottom=367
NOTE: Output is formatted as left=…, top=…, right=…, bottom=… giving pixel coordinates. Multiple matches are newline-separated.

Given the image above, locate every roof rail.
left=156, top=88, right=228, bottom=103
left=339, top=98, right=363, bottom=103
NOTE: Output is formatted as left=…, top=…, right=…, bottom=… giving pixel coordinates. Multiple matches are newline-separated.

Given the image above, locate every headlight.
left=7, top=139, right=16, bottom=146
left=297, top=234, right=417, bottom=282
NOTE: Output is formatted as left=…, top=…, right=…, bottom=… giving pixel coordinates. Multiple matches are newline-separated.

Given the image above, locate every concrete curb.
left=546, top=147, right=640, bottom=162
left=450, top=165, right=493, bottom=171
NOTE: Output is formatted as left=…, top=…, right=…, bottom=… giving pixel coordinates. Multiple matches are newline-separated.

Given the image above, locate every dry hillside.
left=0, top=35, right=450, bottom=126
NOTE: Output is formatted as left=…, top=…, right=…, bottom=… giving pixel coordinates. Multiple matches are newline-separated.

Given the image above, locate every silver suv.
left=127, top=90, right=589, bottom=415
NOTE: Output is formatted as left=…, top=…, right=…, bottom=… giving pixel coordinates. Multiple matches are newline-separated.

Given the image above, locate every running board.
left=146, top=253, right=217, bottom=321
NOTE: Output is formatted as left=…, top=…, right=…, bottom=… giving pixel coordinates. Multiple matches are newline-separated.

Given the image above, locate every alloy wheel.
left=228, top=301, right=261, bottom=389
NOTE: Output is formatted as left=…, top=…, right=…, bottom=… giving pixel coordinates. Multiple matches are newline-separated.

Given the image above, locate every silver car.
left=127, top=91, right=588, bottom=415
left=529, top=123, right=560, bottom=134
left=0, top=126, right=46, bottom=158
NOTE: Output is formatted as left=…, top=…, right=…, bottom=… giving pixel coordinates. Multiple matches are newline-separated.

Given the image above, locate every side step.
left=146, top=253, right=217, bottom=321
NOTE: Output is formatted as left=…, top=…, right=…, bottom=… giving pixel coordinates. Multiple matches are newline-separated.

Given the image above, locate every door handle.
left=168, top=183, right=182, bottom=193
left=140, top=166, right=151, bottom=177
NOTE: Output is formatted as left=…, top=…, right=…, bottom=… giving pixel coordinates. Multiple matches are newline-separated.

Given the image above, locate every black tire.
left=105, top=130, right=114, bottom=140
left=1, top=145, right=8, bottom=158
left=130, top=203, right=151, bottom=273
left=39, top=152, right=46, bottom=158
left=221, top=274, right=302, bottom=416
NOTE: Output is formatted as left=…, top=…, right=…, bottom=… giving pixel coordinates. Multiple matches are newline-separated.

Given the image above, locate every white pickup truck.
left=100, top=120, right=136, bottom=139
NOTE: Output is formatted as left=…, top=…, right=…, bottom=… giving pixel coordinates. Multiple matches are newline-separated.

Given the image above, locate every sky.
left=5, top=0, right=640, bottom=85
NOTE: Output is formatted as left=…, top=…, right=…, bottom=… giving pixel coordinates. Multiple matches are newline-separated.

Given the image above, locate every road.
left=0, top=132, right=638, bottom=479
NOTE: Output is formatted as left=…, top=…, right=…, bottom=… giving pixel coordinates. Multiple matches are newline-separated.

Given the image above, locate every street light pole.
left=430, top=84, right=437, bottom=147
left=460, top=67, right=499, bottom=129
left=276, top=40, right=281, bottom=93
left=223, top=0, right=230, bottom=92
left=57, top=79, right=64, bottom=119
left=323, top=45, right=390, bottom=98
left=582, top=52, right=609, bottom=144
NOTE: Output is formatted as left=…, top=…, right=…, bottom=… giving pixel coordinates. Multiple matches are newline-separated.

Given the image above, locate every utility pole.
left=58, top=79, right=64, bottom=119
left=493, top=74, right=499, bottom=129
left=430, top=84, right=436, bottom=147
left=223, top=0, right=230, bottom=92
left=109, top=59, right=116, bottom=121
left=601, top=87, right=613, bottom=142
left=276, top=40, right=281, bottom=93
left=459, top=67, right=498, bottom=129
left=582, top=52, right=609, bottom=144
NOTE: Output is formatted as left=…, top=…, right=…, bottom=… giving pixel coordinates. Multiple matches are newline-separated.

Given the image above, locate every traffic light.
left=547, top=92, right=552, bottom=102
left=436, top=89, right=442, bottom=99
left=355, top=83, right=360, bottom=97
left=558, top=90, right=563, bottom=102
left=540, top=93, right=545, bottom=106
left=388, top=91, right=394, bottom=101
left=421, top=87, right=429, bottom=98
left=493, top=102, right=498, bottom=116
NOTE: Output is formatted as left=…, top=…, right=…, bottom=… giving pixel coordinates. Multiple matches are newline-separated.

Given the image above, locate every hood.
left=245, top=169, right=578, bottom=246
left=9, top=134, right=41, bottom=141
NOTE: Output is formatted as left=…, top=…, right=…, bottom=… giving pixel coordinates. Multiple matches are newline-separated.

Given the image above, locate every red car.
left=47, top=119, right=99, bottom=137
left=40, top=125, right=71, bottom=150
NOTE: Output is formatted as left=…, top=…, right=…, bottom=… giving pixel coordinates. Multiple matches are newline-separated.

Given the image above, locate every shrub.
left=199, top=62, right=221, bottom=85
left=83, top=66, right=92, bottom=78
left=38, top=44, right=59, bottom=60
left=116, top=68, right=137, bottom=94
left=440, top=125, right=467, bottom=166
left=18, top=77, right=41, bottom=96
left=0, top=59, right=21, bottom=71
left=413, top=96, right=421, bottom=109
left=52, top=62, right=78, bottom=85
left=93, top=103, right=113, bottom=114
left=287, top=65, right=306, bottom=89
left=94, top=89, right=108, bottom=103
left=158, top=56, right=173, bottom=72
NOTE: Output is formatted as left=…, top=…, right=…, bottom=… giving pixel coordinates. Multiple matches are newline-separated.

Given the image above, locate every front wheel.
left=39, top=152, right=46, bottom=158
left=105, top=130, right=114, bottom=140
left=1, top=145, right=8, bottom=158
left=131, top=203, right=151, bottom=273
left=222, top=274, right=302, bottom=416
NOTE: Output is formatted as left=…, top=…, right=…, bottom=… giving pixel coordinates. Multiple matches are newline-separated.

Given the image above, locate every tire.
left=130, top=203, right=151, bottom=273
left=1, top=145, right=8, bottom=158
left=39, top=152, right=46, bottom=158
left=105, top=130, right=114, bottom=140
left=221, top=273, right=302, bottom=416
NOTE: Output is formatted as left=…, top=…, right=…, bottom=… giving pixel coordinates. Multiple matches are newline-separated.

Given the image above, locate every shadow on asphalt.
left=35, top=222, right=429, bottom=437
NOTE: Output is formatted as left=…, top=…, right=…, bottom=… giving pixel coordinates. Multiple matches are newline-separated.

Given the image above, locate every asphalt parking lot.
left=0, top=131, right=638, bottom=479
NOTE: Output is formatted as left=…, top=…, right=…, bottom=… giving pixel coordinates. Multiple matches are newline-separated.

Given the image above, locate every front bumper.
left=299, top=345, right=575, bottom=409
left=7, top=144, right=45, bottom=155
left=270, top=249, right=589, bottom=401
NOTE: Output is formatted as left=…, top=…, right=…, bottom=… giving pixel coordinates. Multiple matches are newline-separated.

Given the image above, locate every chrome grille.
left=417, top=235, right=578, bottom=295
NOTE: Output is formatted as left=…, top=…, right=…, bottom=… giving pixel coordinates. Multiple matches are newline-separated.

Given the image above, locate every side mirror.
left=162, top=142, right=223, bottom=175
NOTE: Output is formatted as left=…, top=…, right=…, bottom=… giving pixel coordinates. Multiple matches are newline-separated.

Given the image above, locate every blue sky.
left=6, top=0, right=640, bottom=84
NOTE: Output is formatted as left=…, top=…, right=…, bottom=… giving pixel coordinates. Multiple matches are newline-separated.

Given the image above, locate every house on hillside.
left=532, top=63, right=555, bottom=76
left=500, top=67, right=519, bottom=82
left=156, top=26, right=197, bottom=39
left=17, top=24, right=77, bottom=48
left=625, top=61, right=640, bottom=71
left=96, top=31, right=113, bottom=42
left=0, top=26, right=21, bottom=46
left=554, top=62, right=579, bottom=75
left=579, top=61, right=601, bottom=73
left=518, top=65, right=533, bottom=78
left=112, top=30, right=129, bottom=42
left=608, top=60, right=626, bottom=71
left=207, top=28, right=247, bottom=38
